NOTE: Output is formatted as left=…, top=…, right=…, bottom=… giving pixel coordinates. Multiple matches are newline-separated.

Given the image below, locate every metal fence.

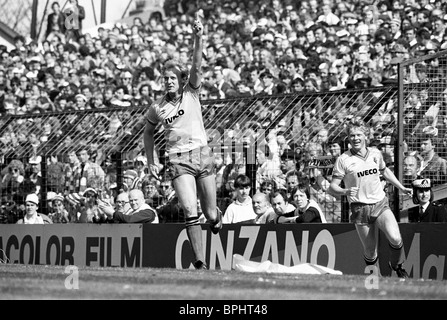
left=397, top=49, right=447, bottom=218
left=1, top=84, right=407, bottom=224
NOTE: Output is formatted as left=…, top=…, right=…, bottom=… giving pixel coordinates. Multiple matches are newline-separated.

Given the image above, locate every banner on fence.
left=1, top=223, right=446, bottom=279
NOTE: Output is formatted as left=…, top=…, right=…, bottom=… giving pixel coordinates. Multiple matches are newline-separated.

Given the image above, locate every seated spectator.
left=279, top=183, right=327, bottom=223
left=409, top=178, right=447, bottom=222
left=16, top=193, right=52, bottom=224
left=269, top=189, right=297, bottom=224
left=222, top=174, right=256, bottom=224
left=97, top=191, right=130, bottom=220
left=247, top=192, right=276, bottom=224
left=99, top=189, right=158, bottom=223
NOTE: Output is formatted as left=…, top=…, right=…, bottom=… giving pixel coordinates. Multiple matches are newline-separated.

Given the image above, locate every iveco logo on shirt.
left=357, top=168, right=378, bottom=177
left=165, top=109, right=185, bottom=124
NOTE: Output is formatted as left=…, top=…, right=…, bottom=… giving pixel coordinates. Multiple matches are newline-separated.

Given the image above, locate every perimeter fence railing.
left=397, top=49, right=447, bottom=216
left=2, top=74, right=446, bottom=223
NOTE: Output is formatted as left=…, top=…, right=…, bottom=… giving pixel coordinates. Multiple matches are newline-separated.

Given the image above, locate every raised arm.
left=189, top=12, right=204, bottom=88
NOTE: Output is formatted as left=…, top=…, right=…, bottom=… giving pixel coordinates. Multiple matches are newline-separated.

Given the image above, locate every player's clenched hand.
left=346, top=187, right=359, bottom=198
left=193, top=12, right=204, bottom=36
left=401, top=187, right=413, bottom=197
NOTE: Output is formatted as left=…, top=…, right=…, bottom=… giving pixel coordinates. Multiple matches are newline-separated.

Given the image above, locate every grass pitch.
left=0, top=264, right=446, bottom=301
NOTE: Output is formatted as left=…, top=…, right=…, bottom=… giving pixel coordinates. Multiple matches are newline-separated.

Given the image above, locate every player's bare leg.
left=173, top=174, right=206, bottom=269
left=376, top=209, right=408, bottom=278
left=197, top=174, right=222, bottom=234
left=355, top=224, right=379, bottom=270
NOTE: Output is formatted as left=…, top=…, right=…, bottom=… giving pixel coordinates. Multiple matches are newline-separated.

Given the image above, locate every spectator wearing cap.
left=21, top=156, right=42, bottom=195
left=16, top=193, right=52, bottom=224
left=409, top=178, right=447, bottom=222
left=74, top=93, right=89, bottom=110
left=123, top=169, right=139, bottom=190
left=48, top=194, right=70, bottom=223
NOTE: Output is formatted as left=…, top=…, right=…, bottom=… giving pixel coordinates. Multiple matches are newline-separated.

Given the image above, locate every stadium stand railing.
left=1, top=74, right=446, bottom=223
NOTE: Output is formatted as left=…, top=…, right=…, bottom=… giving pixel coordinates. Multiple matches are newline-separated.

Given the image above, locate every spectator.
left=248, top=192, right=276, bottom=224
left=123, top=169, right=139, bottom=190
left=64, top=0, right=86, bottom=42
left=279, top=182, right=327, bottom=223
left=222, top=174, right=256, bottom=224
left=403, top=153, right=422, bottom=187
left=259, top=179, right=277, bottom=196
left=48, top=194, right=69, bottom=223
left=418, top=130, right=447, bottom=185
left=21, top=156, right=42, bottom=195
left=75, top=147, right=106, bottom=192
left=97, top=191, right=130, bottom=220
left=269, top=189, right=297, bottom=224
left=45, top=1, right=66, bottom=40
left=16, top=193, right=52, bottom=224
left=156, top=178, right=185, bottom=223
left=256, top=144, right=282, bottom=190
left=99, top=189, right=158, bottom=223
left=409, top=178, right=447, bottom=222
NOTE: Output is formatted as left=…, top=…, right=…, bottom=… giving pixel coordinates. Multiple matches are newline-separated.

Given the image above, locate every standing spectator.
left=222, top=174, right=256, bottom=224
left=418, top=131, right=447, bottom=185
left=329, top=120, right=413, bottom=278
left=64, top=0, right=86, bottom=43
left=1, top=159, right=25, bottom=205
left=75, top=147, right=105, bottom=193
left=156, top=179, right=185, bottom=223
left=403, top=153, right=421, bottom=187
left=45, top=1, right=66, bottom=40
left=409, top=178, right=447, bottom=222
left=22, top=156, right=42, bottom=195
left=16, top=194, right=52, bottom=224
left=141, top=178, right=161, bottom=207
left=143, top=13, right=221, bottom=270
left=213, top=65, right=234, bottom=99
left=64, top=150, right=81, bottom=194
left=48, top=194, right=69, bottom=223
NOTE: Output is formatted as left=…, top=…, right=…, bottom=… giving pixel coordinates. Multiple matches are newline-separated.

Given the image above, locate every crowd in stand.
left=1, top=0, right=447, bottom=224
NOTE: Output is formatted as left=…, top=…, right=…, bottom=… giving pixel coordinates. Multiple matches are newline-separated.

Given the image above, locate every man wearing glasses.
left=99, top=189, right=158, bottom=223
